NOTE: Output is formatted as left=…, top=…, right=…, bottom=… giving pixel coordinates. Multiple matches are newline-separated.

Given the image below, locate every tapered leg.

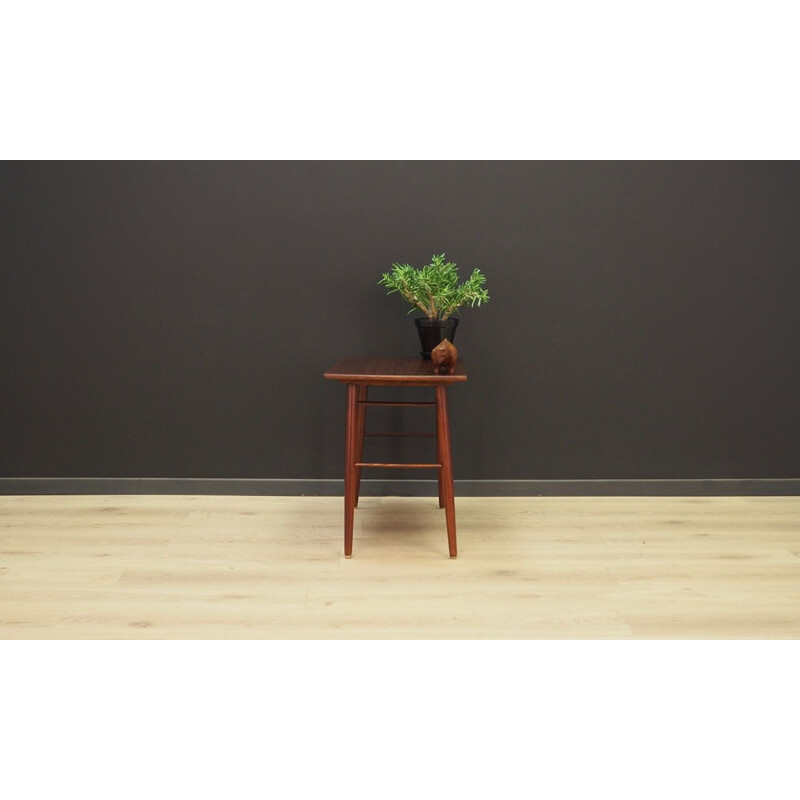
left=344, top=383, right=358, bottom=558
left=354, top=385, right=368, bottom=507
left=435, top=386, right=457, bottom=558
left=436, top=401, right=444, bottom=509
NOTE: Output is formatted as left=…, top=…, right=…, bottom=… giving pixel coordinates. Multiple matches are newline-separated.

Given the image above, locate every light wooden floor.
left=1, top=494, right=798, bottom=639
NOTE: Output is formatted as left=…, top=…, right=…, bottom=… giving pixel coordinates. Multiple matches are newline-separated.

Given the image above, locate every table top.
left=324, top=356, right=467, bottom=385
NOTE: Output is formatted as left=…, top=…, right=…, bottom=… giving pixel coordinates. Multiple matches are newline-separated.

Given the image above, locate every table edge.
left=323, top=371, right=467, bottom=384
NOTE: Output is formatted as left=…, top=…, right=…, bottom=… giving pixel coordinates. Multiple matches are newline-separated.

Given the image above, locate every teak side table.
left=324, top=357, right=468, bottom=558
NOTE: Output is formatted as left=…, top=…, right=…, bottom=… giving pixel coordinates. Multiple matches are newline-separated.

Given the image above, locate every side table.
left=323, top=357, right=468, bottom=558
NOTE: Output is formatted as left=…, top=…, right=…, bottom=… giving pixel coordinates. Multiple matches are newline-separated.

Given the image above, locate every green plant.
left=379, top=253, right=490, bottom=320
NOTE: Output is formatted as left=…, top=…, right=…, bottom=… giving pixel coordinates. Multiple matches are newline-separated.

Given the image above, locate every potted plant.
left=379, top=253, right=490, bottom=358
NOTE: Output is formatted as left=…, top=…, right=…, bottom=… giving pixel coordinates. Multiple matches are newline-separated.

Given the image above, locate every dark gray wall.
left=1, top=161, right=799, bottom=482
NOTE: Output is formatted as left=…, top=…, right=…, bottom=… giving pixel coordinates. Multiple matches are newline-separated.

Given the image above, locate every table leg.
left=354, top=385, right=368, bottom=507
left=435, top=386, right=457, bottom=558
left=436, top=398, right=444, bottom=509
left=344, top=383, right=358, bottom=558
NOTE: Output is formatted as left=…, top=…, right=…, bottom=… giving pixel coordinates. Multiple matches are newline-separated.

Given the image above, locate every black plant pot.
left=415, top=318, right=459, bottom=359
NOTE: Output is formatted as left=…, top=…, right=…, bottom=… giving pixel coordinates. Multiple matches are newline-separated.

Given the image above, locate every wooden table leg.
left=435, top=386, right=457, bottom=558
left=436, top=398, right=444, bottom=509
left=344, top=383, right=358, bottom=558
left=354, top=385, right=368, bottom=507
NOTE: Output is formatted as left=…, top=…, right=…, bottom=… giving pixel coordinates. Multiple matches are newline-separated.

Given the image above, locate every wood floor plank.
left=1, top=495, right=799, bottom=639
